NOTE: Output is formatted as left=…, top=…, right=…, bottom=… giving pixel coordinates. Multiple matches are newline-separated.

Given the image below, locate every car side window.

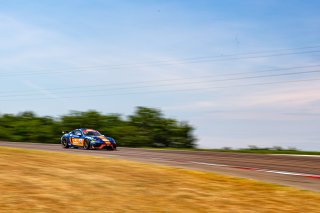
left=74, top=130, right=82, bottom=136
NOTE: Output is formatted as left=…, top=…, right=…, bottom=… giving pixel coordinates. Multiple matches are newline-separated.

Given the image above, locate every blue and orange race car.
left=61, top=128, right=117, bottom=150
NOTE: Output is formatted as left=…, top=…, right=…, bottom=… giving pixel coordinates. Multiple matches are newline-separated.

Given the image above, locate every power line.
left=4, top=64, right=320, bottom=95
left=1, top=77, right=319, bottom=102
left=89, top=78, right=320, bottom=97
left=1, top=46, right=320, bottom=77
left=1, top=69, right=319, bottom=99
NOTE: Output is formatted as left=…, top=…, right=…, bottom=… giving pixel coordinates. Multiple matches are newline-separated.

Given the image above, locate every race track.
left=1, top=141, right=319, bottom=192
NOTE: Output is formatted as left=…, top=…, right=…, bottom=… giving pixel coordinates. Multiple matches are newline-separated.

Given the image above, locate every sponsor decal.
left=72, top=138, right=84, bottom=145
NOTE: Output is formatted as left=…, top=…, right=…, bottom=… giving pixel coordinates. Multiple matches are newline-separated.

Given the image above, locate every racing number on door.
left=72, top=138, right=84, bottom=146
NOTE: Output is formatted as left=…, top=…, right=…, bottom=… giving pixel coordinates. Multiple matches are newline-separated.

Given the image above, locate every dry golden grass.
left=0, top=147, right=319, bottom=213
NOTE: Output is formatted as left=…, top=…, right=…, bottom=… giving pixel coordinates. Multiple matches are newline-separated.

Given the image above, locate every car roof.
left=80, top=128, right=97, bottom=132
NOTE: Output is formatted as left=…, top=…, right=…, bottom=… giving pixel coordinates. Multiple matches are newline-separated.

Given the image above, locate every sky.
left=0, top=0, right=320, bottom=150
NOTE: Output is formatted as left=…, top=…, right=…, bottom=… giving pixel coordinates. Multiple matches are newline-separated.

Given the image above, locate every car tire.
left=83, top=139, right=90, bottom=150
left=106, top=144, right=116, bottom=151
left=61, top=138, right=69, bottom=148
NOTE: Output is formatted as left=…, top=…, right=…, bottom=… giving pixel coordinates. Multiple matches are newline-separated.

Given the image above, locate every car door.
left=71, top=129, right=84, bottom=146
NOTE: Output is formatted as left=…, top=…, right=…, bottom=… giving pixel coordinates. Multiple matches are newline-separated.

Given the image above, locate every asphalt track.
left=1, top=141, right=320, bottom=192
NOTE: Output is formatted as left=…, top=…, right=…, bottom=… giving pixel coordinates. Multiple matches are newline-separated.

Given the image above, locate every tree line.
left=0, top=107, right=196, bottom=148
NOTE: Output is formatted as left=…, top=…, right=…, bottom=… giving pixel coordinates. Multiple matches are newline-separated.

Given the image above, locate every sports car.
left=61, top=128, right=117, bottom=150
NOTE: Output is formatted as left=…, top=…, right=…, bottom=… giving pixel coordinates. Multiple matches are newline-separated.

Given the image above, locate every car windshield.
left=84, top=131, right=102, bottom=136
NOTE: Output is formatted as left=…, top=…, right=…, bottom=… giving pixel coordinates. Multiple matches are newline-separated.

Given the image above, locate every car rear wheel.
left=83, top=139, right=90, bottom=150
left=61, top=138, right=69, bottom=148
left=112, top=144, right=117, bottom=151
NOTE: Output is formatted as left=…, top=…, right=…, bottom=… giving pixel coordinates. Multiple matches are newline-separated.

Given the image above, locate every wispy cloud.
left=21, top=80, right=59, bottom=99
left=164, top=80, right=320, bottom=120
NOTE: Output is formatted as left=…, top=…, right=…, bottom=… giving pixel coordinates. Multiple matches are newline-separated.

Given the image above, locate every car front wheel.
left=61, top=138, right=69, bottom=148
left=83, top=139, right=90, bottom=150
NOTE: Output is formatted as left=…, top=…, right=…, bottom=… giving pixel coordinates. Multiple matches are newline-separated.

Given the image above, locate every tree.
left=0, top=107, right=197, bottom=148
left=129, top=107, right=196, bottom=148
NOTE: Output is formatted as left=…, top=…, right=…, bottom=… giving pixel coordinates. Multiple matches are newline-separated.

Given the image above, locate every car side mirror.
left=62, top=131, right=69, bottom=134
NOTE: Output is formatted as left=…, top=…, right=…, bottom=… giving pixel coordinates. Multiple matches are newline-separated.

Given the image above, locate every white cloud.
left=21, top=80, right=59, bottom=99
left=163, top=78, right=320, bottom=121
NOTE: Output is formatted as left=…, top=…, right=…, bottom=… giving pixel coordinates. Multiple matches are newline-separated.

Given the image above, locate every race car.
left=61, top=128, right=117, bottom=150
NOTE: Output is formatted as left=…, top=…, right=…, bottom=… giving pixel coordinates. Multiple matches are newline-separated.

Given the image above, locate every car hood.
left=90, top=136, right=110, bottom=143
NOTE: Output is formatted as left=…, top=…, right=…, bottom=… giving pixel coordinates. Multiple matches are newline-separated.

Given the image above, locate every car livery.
left=61, top=128, right=117, bottom=150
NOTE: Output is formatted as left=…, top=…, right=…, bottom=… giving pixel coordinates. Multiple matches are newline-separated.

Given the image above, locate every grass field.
left=0, top=147, right=320, bottom=213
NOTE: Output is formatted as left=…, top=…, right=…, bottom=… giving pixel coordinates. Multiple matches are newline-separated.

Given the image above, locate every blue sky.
left=1, top=0, right=320, bottom=150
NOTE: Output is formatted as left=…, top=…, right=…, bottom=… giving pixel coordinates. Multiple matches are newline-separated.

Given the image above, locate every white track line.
left=268, top=154, right=320, bottom=158
left=190, top=161, right=320, bottom=179
left=189, top=161, right=228, bottom=167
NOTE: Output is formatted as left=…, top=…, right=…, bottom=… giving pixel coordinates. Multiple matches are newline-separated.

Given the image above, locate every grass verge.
left=0, top=146, right=319, bottom=213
